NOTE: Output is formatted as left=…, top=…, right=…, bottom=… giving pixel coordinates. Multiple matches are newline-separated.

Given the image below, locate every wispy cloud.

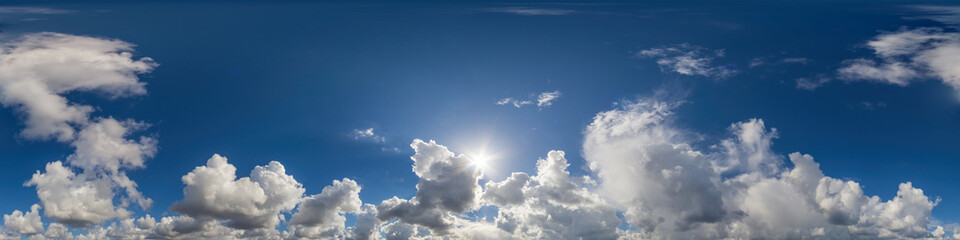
left=909, top=5, right=960, bottom=25
left=636, top=44, right=737, bottom=78
left=483, top=7, right=577, bottom=16
left=795, top=76, right=831, bottom=91
left=0, top=7, right=74, bottom=15
left=837, top=28, right=960, bottom=95
left=497, top=90, right=562, bottom=109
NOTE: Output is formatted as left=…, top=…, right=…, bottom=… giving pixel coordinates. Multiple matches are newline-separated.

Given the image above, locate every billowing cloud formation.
left=3, top=204, right=43, bottom=235
left=376, top=139, right=484, bottom=235
left=483, top=151, right=621, bottom=239
left=0, top=32, right=157, bottom=230
left=0, top=32, right=156, bottom=142
left=637, top=44, right=736, bottom=78
left=497, top=90, right=561, bottom=109
left=288, top=178, right=363, bottom=239
left=170, top=154, right=306, bottom=230
left=838, top=27, right=960, bottom=97
left=583, top=98, right=940, bottom=239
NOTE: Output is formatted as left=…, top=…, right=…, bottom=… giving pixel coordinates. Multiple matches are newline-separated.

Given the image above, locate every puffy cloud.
left=582, top=98, right=940, bottom=239
left=0, top=32, right=157, bottom=229
left=484, top=151, right=622, bottom=239
left=23, top=118, right=156, bottom=227
left=497, top=90, right=561, bottom=109
left=715, top=118, right=781, bottom=175
left=170, top=154, right=306, bottom=230
left=33, top=223, right=72, bottom=240
left=3, top=204, right=43, bottom=235
left=288, top=178, right=364, bottom=239
left=67, top=118, right=157, bottom=173
left=348, top=204, right=381, bottom=240
left=482, top=172, right=530, bottom=206
left=376, top=139, right=484, bottom=235
left=636, top=44, right=736, bottom=78
left=26, top=161, right=137, bottom=227
left=0, top=32, right=156, bottom=142
left=838, top=28, right=960, bottom=97
left=584, top=99, right=726, bottom=236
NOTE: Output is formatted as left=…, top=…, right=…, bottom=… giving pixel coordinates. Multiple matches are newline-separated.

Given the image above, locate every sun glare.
left=470, top=153, right=489, bottom=170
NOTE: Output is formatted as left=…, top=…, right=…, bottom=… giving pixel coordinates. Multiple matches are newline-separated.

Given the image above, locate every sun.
left=470, top=153, right=490, bottom=170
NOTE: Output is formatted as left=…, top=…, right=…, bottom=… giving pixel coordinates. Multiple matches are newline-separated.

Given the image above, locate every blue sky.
left=0, top=1, right=959, bottom=239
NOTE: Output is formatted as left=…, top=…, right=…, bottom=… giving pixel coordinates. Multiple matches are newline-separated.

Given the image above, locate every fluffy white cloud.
left=376, top=139, right=484, bottom=235
left=3, top=204, right=43, bottom=235
left=288, top=178, right=364, bottom=239
left=170, top=154, right=305, bottom=230
left=26, top=161, right=138, bottom=227
left=583, top=98, right=940, bottom=239
left=838, top=28, right=960, bottom=97
left=637, top=44, right=736, bottom=78
left=0, top=32, right=156, bottom=142
left=484, top=151, right=621, bottom=239
left=497, top=90, right=561, bottom=109
left=67, top=118, right=157, bottom=173
left=0, top=32, right=157, bottom=231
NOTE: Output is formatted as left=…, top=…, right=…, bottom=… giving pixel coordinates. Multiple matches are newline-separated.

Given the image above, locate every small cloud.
left=749, top=56, right=811, bottom=68
left=498, top=91, right=562, bottom=109
left=352, top=128, right=385, bottom=143
left=781, top=57, right=811, bottom=65
left=0, top=7, right=74, bottom=15
left=381, top=147, right=400, bottom=152
left=536, top=91, right=561, bottom=108
left=748, top=57, right=767, bottom=68
left=496, top=97, right=533, bottom=108
left=636, top=44, right=736, bottom=78
left=850, top=101, right=888, bottom=111
left=861, top=101, right=887, bottom=110
left=795, top=76, right=831, bottom=91
left=483, top=7, right=576, bottom=16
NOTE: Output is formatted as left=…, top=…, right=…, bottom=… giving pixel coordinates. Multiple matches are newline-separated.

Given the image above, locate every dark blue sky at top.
left=0, top=0, right=959, bottom=226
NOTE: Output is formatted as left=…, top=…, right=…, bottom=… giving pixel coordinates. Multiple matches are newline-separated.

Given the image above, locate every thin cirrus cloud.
left=0, top=7, right=74, bottom=15
left=636, top=44, right=737, bottom=79
left=482, top=7, right=577, bottom=16
left=0, top=29, right=953, bottom=240
left=497, top=90, right=561, bottom=109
